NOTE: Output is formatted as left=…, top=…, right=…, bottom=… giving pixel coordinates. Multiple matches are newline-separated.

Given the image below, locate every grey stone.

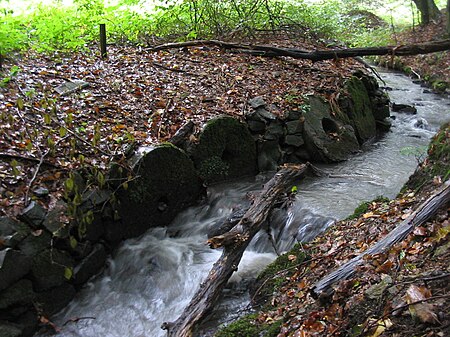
left=33, top=187, right=49, bottom=198
left=0, top=322, right=21, bottom=337
left=0, top=249, right=32, bottom=291
left=42, top=201, right=69, bottom=237
left=391, top=103, right=417, bottom=114
left=73, top=243, right=107, bottom=285
left=84, top=213, right=105, bottom=243
left=30, top=249, right=74, bottom=291
left=303, top=96, right=360, bottom=162
left=19, top=202, right=46, bottom=228
left=0, top=280, right=35, bottom=310
left=81, top=189, right=111, bottom=208
left=36, top=283, right=76, bottom=316
left=4, top=223, right=30, bottom=249
left=245, top=110, right=265, bottom=123
left=257, top=139, right=282, bottom=172
left=0, top=217, right=18, bottom=237
left=55, top=80, right=89, bottom=96
left=256, top=108, right=276, bottom=121
left=285, top=120, right=302, bottom=135
left=17, top=230, right=51, bottom=256
left=246, top=120, right=266, bottom=133
left=248, top=96, right=266, bottom=109
left=285, top=109, right=302, bottom=121
left=265, top=121, right=285, bottom=138
left=284, top=135, right=305, bottom=147
left=340, top=76, right=377, bottom=143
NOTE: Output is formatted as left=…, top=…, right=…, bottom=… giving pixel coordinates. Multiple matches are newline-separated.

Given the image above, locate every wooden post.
left=100, top=24, right=107, bottom=59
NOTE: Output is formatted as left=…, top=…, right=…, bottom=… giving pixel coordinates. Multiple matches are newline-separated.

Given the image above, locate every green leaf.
left=69, top=236, right=78, bottom=249
left=44, top=113, right=51, bottom=125
left=291, top=185, right=298, bottom=194
left=16, top=97, right=24, bottom=110
left=64, top=267, right=73, bottom=280
left=59, top=126, right=67, bottom=137
left=97, top=172, right=105, bottom=187
left=65, top=177, right=74, bottom=192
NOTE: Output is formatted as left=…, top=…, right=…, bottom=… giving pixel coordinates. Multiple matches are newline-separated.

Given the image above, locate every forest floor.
left=377, top=13, right=450, bottom=92
left=0, top=14, right=449, bottom=337
left=0, top=34, right=366, bottom=218
left=215, top=17, right=450, bottom=337
left=221, top=123, right=449, bottom=337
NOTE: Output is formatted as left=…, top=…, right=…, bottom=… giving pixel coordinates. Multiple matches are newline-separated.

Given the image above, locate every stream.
left=38, top=70, right=450, bottom=337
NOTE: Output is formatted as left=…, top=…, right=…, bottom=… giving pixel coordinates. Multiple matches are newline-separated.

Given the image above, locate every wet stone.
left=36, top=283, right=76, bottom=316
left=247, top=120, right=266, bottom=133
left=19, top=201, right=46, bottom=228
left=256, top=108, right=276, bottom=121
left=0, top=249, right=32, bottom=291
left=33, top=187, right=49, bottom=198
left=17, top=230, right=52, bottom=256
left=248, top=96, right=266, bottom=109
left=0, top=279, right=35, bottom=310
left=73, top=243, right=107, bottom=285
left=284, top=135, right=305, bottom=147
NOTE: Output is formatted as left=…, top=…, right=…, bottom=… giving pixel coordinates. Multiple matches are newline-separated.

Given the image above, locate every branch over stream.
left=161, top=163, right=312, bottom=337
left=148, top=39, right=450, bottom=61
left=311, top=180, right=450, bottom=298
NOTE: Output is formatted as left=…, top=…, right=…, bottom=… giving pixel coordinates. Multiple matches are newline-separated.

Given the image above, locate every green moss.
left=431, top=80, right=448, bottom=92
left=346, top=196, right=390, bottom=220
left=341, top=76, right=377, bottom=143
left=191, top=116, right=257, bottom=184
left=251, top=243, right=308, bottom=306
left=215, top=314, right=282, bottom=337
left=405, top=123, right=450, bottom=191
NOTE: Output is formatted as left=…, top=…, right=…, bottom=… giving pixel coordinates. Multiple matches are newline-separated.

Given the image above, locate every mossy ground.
left=405, top=122, right=450, bottom=193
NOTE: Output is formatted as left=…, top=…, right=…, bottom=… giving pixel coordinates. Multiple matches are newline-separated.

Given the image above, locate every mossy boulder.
left=339, top=76, right=377, bottom=143
left=190, top=116, right=257, bottom=184
left=405, top=122, right=450, bottom=191
left=303, top=96, right=360, bottom=162
left=117, top=144, right=204, bottom=237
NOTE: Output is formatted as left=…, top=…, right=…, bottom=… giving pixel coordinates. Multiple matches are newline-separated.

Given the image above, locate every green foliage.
left=346, top=195, right=389, bottom=220
left=215, top=313, right=282, bottom=337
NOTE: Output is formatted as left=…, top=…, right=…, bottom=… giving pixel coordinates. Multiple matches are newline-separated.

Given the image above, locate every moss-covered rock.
left=250, top=243, right=309, bottom=307
left=190, top=116, right=257, bottom=184
left=303, top=96, right=360, bottom=162
left=215, top=313, right=282, bottom=337
left=117, top=143, right=204, bottom=237
left=405, top=122, right=450, bottom=191
left=339, top=76, right=377, bottom=143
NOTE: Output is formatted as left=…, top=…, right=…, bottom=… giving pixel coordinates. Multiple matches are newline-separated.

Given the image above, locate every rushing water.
left=38, top=70, right=450, bottom=337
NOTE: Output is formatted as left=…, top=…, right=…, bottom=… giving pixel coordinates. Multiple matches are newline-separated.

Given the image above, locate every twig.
left=62, top=316, right=96, bottom=326
left=157, top=96, right=173, bottom=141
left=0, top=152, right=58, bottom=167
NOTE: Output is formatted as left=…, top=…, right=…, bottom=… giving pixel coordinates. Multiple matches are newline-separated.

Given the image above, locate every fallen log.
left=148, top=39, right=450, bottom=62
left=311, top=180, right=450, bottom=299
left=161, top=163, right=311, bottom=337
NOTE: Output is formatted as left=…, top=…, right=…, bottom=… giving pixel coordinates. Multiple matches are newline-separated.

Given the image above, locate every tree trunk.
left=413, top=0, right=441, bottom=24
left=311, top=180, right=450, bottom=299
left=447, top=0, right=450, bottom=35
left=161, top=164, right=311, bottom=337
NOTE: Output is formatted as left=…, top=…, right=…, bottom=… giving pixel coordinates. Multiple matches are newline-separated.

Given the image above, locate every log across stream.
left=36, top=69, right=450, bottom=337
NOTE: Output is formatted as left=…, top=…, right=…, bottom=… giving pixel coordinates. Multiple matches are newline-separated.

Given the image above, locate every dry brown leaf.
left=405, top=284, right=440, bottom=324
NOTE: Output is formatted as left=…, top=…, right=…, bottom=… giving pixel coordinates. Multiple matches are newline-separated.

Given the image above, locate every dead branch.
left=148, top=39, right=450, bottom=62
left=311, top=180, right=450, bottom=299
left=161, top=163, right=311, bottom=337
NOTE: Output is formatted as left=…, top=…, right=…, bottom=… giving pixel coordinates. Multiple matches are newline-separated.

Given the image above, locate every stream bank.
left=219, top=122, right=449, bottom=337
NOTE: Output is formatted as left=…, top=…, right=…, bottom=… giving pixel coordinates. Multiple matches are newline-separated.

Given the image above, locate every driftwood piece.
left=168, top=120, right=195, bottom=148
left=312, top=180, right=450, bottom=298
left=148, top=39, right=450, bottom=61
left=161, top=163, right=310, bottom=337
